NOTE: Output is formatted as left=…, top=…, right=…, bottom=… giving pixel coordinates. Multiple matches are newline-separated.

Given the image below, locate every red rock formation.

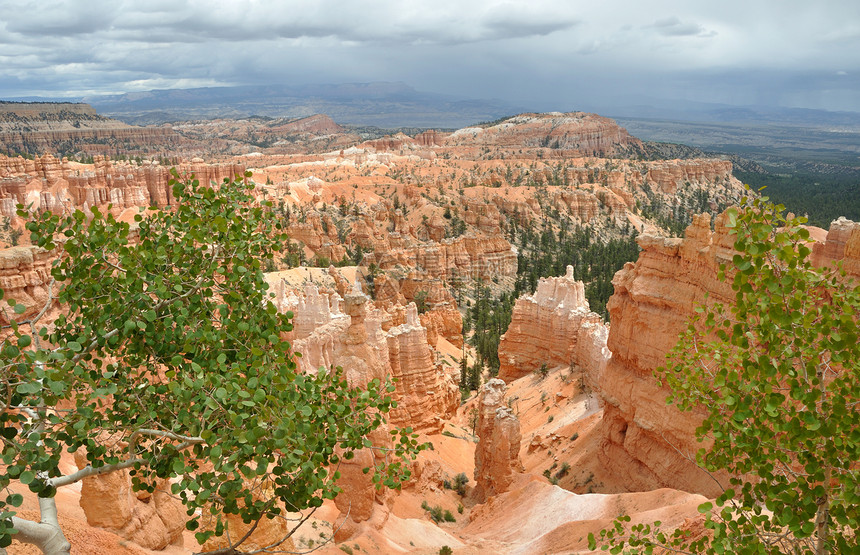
left=597, top=212, right=860, bottom=498
left=461, top=197, right=505, bottom=234
left=0, top=246, right=56, bottom=325
left=596, top=213, right=740, bottom=497
left=200, top=486, right=293, bottom=553
left=277, top=114, right=344, bottom=135
left=444, top=113, right=644, bottom=157
left=286, top=211, right=348, bottom=262
left=498, top=266, right=609, bottom=387
left=0, top=154, right=245, bottom=217
left=645, top=159, right=734, bottom=195
left=0, top=127, right=180, bottom=157
left=330, top=286, right=394, bottom=541
left=474, top=379, right=523, bottom=502
left=371, top=234, right=517, bottom=281
left=557, top=189, right=602, bottom=223
left=285, top=284, right=458, bottom=433
left=361, top=133, right=416, bottom=152
left=414, top=130, right=445, bottom=147
left=0, top=102, right=182, bottom=156
left=74, top=452, right=185, bottom=550
left=387, top=304, right=459, bottom=432
left=419, top=303, right=463, bottom=348
left=811, top=216, right=860, bottom=277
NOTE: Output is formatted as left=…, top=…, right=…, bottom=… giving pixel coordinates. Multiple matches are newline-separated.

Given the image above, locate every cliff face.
left=279, top=282, right=458, bottom=433
left=597, top=212, right=860, bottom=497
left=595, top=213, right=742, bottom=496
left=811, top=216, right=860, bottom=277
left=644, top=159, right=734, bottom=195
left=473, top=379, right=523, bottom=502
left=0, top=127, right=181, bottom=156
left=497, top=265, right=609, bottom=387
left=444, top=113, right=644, bottom=157
left=0, top=102, right=182, bottom=156
left=0, top=102, right=98, bottom=118
left=73, top=452, right=185, bottom=550
left=386, top=304, right=460, bottom=431
left=372, top=234, right=517, bottom=281
left=0, top=246, right=56, bottom=325
left=0, top=154, right=245, bottom=217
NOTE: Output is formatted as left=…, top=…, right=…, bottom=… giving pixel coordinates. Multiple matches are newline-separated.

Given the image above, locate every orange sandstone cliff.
left=497, top=265, right=609, bottom=387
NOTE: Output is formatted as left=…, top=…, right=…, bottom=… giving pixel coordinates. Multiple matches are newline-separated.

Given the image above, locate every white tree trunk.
left=9, top=497, right=71, bottom=554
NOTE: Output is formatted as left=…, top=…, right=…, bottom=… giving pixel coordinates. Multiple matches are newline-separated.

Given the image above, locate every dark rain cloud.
left=0, top=0, right=857, bottom=112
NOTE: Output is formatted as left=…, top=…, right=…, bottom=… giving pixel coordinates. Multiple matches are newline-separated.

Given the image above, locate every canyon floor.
left=1, top=108, right=855, bottom=554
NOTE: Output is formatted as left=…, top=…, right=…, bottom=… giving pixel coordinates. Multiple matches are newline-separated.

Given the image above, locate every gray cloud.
left=0, top=0, right=858, bottom=112
left=6, top=0, right=120, bottom=36
left=648, top=17, right=714, bottom=38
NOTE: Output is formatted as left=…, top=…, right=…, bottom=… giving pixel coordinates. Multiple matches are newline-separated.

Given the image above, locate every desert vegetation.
left=592, top=193, right=859, bottom=553
left=0, top=109, right=855, bottom=554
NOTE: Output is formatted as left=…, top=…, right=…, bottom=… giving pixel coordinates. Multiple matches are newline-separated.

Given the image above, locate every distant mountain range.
left=76, top=82, right=524, bottom=128
left=599, top=98, right=860, bottom=129
left=6, top=80, right=860, bottom=132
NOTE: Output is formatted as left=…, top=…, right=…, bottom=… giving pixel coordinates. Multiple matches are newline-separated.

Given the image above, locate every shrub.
left=453, top=472, right=470, bottom=496
left=591, top=194, right=860, bottom=553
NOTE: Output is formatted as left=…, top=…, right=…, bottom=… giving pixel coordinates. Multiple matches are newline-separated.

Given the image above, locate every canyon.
left=1, top=108, right=853, bottom=554
left=0, top=102, right=183, bottom=158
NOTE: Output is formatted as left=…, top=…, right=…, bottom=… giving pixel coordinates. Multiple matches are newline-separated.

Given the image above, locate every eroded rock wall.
left=596, top=213, right=741, bottom=496
left=386, top=304, right=459, bottom=432
left=371, top=233, right=517, bottom=281
left=811, top=216, right=860, bottom=277
left=0, top=246, right=57, bottom=325
left=74, top=452, right=185, bottom=550
left=444, top=113, right=643, bottom=157
left=598, top=213, right=860, bottom=497
left=0, top=154, right=245, bottom=217
left=474, top=379, right=523, bottom=502
left=497, top=265, right=609, bottom=387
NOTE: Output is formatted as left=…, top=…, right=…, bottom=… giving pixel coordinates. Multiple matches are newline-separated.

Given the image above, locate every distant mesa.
left=443, top=112, right=645, bottom=157
left=0, top=102, right=651, bottom=162
left=0, top=101, right=181, bottom=157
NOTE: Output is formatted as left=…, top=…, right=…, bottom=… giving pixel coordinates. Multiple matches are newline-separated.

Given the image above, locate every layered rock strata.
left=596, top=213, right=741, bottom=497
left=598, top=213, right=860, bottom=497
left=497, top=265, right=609, bottom=387
left=0, top=246, right=56, bottom=325
left=74, top=452, right=185, bottom=550
left=386, top=304, right=460, bottom=430
left=811, top=216, right=860, bottom=277
left=474, top=379, right=523, bottom=502
left=444, top=113, right=644, bottom=157
left=370, top=233, right=517, bottom=281
left=0, top=102, right=182, bottom=156
left=281, top=283, right=458, bottom=433
left=0, top=154, right=245, bottom=217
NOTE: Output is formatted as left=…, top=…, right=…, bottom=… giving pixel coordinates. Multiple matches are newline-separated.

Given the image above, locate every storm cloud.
left=0, top=0, right=858, bottom=113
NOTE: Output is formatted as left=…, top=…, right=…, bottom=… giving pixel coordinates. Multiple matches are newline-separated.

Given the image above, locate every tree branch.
left=48, top=457, right=145, bottom=488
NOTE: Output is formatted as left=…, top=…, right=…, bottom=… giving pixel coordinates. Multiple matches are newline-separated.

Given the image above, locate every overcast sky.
left=1, top=0, right=859, bottom=113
